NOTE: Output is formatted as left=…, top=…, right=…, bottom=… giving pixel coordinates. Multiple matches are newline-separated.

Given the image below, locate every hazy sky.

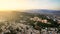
left=0, top=0, right=60, bottom=10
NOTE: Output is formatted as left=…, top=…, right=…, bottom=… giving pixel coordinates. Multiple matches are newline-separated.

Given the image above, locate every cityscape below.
left=0, top=9, right=60, bottom=34
left=0, top=0, right=60, bottom=34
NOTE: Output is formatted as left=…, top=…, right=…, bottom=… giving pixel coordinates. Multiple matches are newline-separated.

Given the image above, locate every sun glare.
left=0, top=0, right=59, bottom=11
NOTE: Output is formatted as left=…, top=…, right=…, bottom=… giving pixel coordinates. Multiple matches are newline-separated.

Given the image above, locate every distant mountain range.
left=24, top=9, right=60, bottom=16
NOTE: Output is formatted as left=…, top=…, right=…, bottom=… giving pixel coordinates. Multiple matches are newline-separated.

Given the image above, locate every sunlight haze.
left=0, top=0, right=60, bottom=11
